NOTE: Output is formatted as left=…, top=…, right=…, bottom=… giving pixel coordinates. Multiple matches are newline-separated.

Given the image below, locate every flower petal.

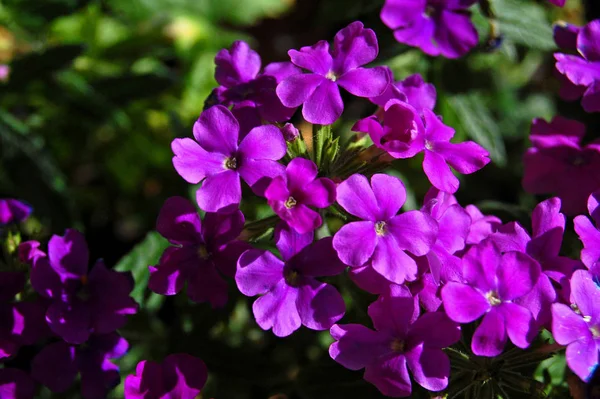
left=364, top=353, right=412, bottom=398
left=297, top=279, right=345, bottom=330
left=276, top=74, right=325, bottom=108
left=196, top=170, right=241, bottom=213
left=214, top=41, right=261, bottom=87
left=566, top=339, right=599, bottom=382
left=336, top=174, right=379, bottom=221
left=252, top=280, right=301, bottom=337
left=171, top=138, right=226, bottom=184
left=192, top=105, right=239, bottom=155
left=332, top=21, right=379, bottom=72
left=423, top=150, right=459, bottom=193
left=441, top=282, right=489, bottom=323
left=148, top=247, right=196, bottom=297
left=333, top=222, right=378, bottom=267
left=186, top=261, right=229, bottom=308
left=472, top=309, right=507, bottom=357
left=337, top=67, right=389, bottom=98
left=387, top=211, right=438, bottom=257
left=302, top=79, right=344, bottom=125
left=499, top=303, right=536, bottom=349
left=370, top=174, right=406, bottom=220
left=156, top=197, right=202, bottom=245
left=31, top=341, right=77, bottom=393
left=497, top=251, right=540, bottom=301
left=238, top=124, right=287, bottom=161
left=408, top=311, right=461, bottom=348
left=288, top=40, right=332, bottom=75
left=405, top=344, right=450, bottom=392
left=571, top=269, right=600, bottom=324
left=48, top=229, right=89, bottom=279
left=367, top=285, right=415, bottom=336
left=46, top=299, right=91, bottom=344
left=371, top=235, right=419, bottom=284
left=329, top=324, right=389, bottom=370
left=291, top=237, right=347, bottom=277
left=551, top=303, right=590, bottom=346
left=162, top=353, right=208, bottom=399
left=578, top=20, right=600, bottom=62
left=236, top=249, right=284, bottom=297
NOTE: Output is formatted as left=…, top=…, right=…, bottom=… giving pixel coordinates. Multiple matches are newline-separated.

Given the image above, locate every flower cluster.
left=3, top=8, right=599, bottom=399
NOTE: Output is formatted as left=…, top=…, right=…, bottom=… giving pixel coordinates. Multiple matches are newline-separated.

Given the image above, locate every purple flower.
left=172, top=105, right=286, bottom=213
left=548, top=0, right=565, bottom=5
left=32, top=333, right=128, bottom=399
left=281, top=123, right=300, bottom=142
left=236, top=223, right=346, bottom=337
left=574, top=191, right=600, bottom=275
left=441, top=240, right=541, bottom=356
left=354, top=105, right=489, bottom=193
left=522, top=116, right=600, bottom=215
left=276, top=21, right=390, bottom=125
left=551, top=270, right=600, bottom=382
left=124, top=353, right=207, bottom=399
left=0, top=199, right=31, bottom=225
left=555, top=20, right=600, bottom=112
left=149, top=196, right=250, bottom=307
left=0, top=272, right=48, bottom=359
left=265, top=158, right=336, bottom=234
left=0, top=368, right=35, bottom=399
left=464, top=204, right=502, bottom=245
left=332, top=173, right=438, bottom=284
left=420, top=188, right=470, bottom=284
left=20, top=229, right=138, bottom=344
left=489, top=198, right=579, bottom=324
left=370, top=70, right=437, bottom=115
left=329, top=286, right=460, bottom=397
left=352, top=100, right=426, bottom=159
left=212, top=41, right=301, bottom=134
left=380, top=0, right=479, bottom=59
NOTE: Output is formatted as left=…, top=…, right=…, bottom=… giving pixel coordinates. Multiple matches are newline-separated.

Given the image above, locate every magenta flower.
left=172, top=105, right=286, bottom=213
left=555, top=20, right=600, bottom=112
left=124, top=353, right=207, bottom=399
left=332, top=173, right=438, bottom=284
left=0, top=199, right=31, bottom=225
left=32, top=333, right=128, bottom=399
left=276, top=21, right=389, bottom=125
left=489, top=198, right=579, bottom=324
left=20, top=230, right=138, bottom=344
left=212, top=41, right=300, bottom=134
left=380, top=0, right=479, bottom=59
left=0, top=272, right=48, bottom=360
left=551, top=270, right=600, bottom=382
left=0, top=368, right=35, bottom=399
left=353, top=100, right=426, bottom=159
left=420, top=188, right=470, bottom=284
left=265, top=158, right=336, bottom=234
left=149, top=197, right=250, bottom=307
left=441, top=240, right=541, bottom=356
left=329, top=286, right=460, bottom=397
left=236, top=223, right=346, bottom=337
left=370, top=70, right=437, bottom=115
left=574, top=191, right=600, bottom=275
left=522, top=116, right=600, bottom=215
left=464, top=204, right=502, bottom=245
left=354, top=105, right=489, bottom=193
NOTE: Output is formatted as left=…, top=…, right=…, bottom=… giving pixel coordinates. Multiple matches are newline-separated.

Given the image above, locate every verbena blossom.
left=19, top=229, right=138, bottom=344
left=441, top=240, right=541, bottom=356
left=211, top=41, right=300, bottom=134
left=489, top=198, right=575, bottom=324
left=464, top=204, right=502, bottom=245
left=172, top=105, right=286, bottom=213
left=0, top=272, right=47, bottom=360
left=149, top=196, right=250, bottom=307
left=276, top=21, right=389, bottom=125
left=370, top=70, right=437, bottom=115
left=329, top=286, right=460, bottom=397
left=332, top=173, right=438, bottom=284
left=574, top=191, right=600, bottom=275
left=236, top=223, right=346, bottom=337
left=354, top=102, right=489, bottom=193
left=31, top=333, right=128, bottom=399
left=551, top=270, right=600, bottom=382
left=522, top=116, right=600, bottom=215
left=0, top=368, right=35, bottom=399
left=265, top=157, right=336, bottom=234
left=553, top=23, right=586, bottom=104
left=555, top=20, right=600, bottom=112
left=419, top=188, right=470, bottom=284
left=124, top=353, right=207, bottom=399
left=380, top=0, right=479, bottom=59
left=0, top=199, right=31, bottom=225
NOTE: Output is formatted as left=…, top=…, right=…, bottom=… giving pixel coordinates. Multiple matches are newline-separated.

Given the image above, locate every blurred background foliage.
left=1, top=0, right=599, bottom=397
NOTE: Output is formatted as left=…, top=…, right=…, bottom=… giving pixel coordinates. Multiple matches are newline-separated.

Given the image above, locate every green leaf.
left=494, top=0, right=556, bottom=50
left=5, top=45, right=85, bottom=88
left=114, top=231, right=169, bottom=311
left=446, top=93, right=507, bottom=167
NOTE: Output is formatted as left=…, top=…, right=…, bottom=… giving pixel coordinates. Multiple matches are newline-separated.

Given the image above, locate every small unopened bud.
left=281, top=123, right=299, bottom=142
